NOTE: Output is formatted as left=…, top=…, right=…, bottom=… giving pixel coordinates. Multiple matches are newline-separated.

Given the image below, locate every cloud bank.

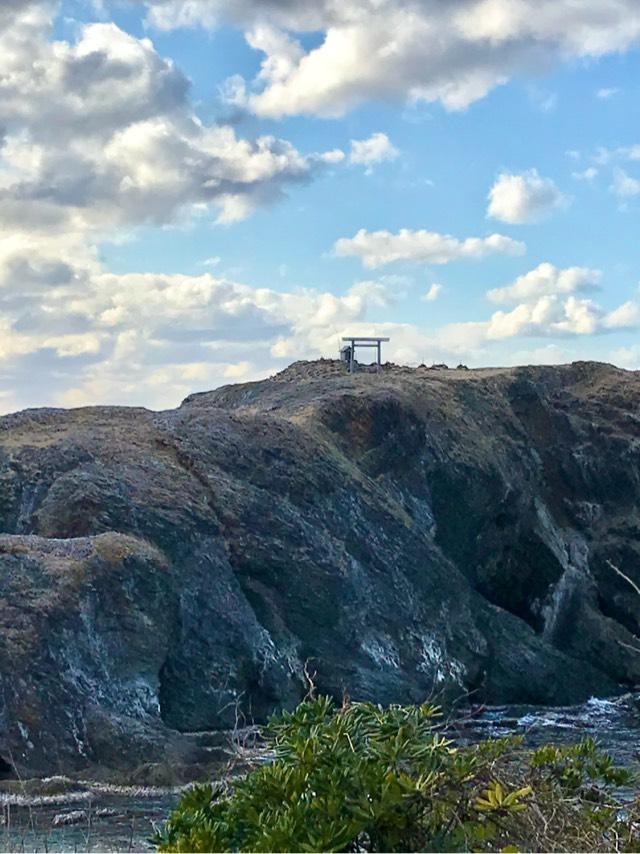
left=334, top=228, right=526, bottom=268
left=144, top=0, right=640, bottom=117
left=0, top=1, right=637, bottom=412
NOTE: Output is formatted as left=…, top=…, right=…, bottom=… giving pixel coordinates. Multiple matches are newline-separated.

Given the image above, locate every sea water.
left=2, top=694, right=639, bottom=852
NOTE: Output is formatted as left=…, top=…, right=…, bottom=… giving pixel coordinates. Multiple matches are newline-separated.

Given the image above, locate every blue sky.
left=1, top=0, right=640, bottom=411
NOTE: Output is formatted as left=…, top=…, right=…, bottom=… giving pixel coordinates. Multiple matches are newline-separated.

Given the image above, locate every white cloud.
left=487, top=263, right=601, bottom=304
left=441, top=294, right=638, bottom=347
left=487, top=169, right=569, bottom=224
left=218, top=73, right=249, bottom=107
left=435, top=267, right=640, bottom=351
left=581, top=144, right=640, bottom=167
left=602, top=300, right=640, bottom=329
left=349, top=132, right=399, bottom=172
left=611, top=168, right=640, bottom=197
left=334, top=228, right=525, bottom=268
left=0, top=234, right=414, bottom=409
left=143, top=1, right=640, bottom=118
left=0, top=4, right=354, bottom=411
left=423, top=283, right=442, bottom=301
left=349, top=274, right=412, bottom=304
left=223, top=360, right=253, bottom=379
left=145, top=0, right=221, bottom=29
left=596, top=87, right=619, bottom=99
left=1, top=2, right=638, bottom=408
left=318, top=149, right=347, bottom=164
left=572, top=167, right=598, bottom=182
left=0, top=230, right=635, bottom=411
left=487, top=295, right=602, bottom=338
left=0, top=9, right=342, bottom=239
left=609, top=345, right=640, bottom=369
left=503, top=343, right=578, bottom=366
left=528, top=87, right=557, bottom=112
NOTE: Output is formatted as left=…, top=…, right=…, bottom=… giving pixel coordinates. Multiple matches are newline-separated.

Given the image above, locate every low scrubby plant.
left=155, top=695, right=639, bottom=852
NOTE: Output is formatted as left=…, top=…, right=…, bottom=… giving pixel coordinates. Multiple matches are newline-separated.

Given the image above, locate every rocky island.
left=1, top=359, right=639, bottom=779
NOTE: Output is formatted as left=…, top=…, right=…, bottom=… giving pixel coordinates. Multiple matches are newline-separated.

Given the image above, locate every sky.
left=1, top=0, right=640, bottom=412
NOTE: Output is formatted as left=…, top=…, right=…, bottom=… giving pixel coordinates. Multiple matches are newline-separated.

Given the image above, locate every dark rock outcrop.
left=1, top=359, right=640, bottom=776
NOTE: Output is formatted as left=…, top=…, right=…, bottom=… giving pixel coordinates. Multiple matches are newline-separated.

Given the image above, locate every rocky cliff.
left=1, top=359, right=640, bottom=777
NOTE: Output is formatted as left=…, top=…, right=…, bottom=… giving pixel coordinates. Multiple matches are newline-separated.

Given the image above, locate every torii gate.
left=340, top=336, right=390, bottom=373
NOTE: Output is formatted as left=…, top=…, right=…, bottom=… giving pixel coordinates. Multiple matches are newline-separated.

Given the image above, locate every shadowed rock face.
left=1, top=359, right=640, bottom=775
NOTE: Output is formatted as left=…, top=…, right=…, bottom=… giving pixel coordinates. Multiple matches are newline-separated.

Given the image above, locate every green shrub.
left=155, top=695, right=639, bottom=852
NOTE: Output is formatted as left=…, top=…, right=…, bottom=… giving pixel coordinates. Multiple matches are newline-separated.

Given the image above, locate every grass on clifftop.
left=155, top=693, right=640, bottom=853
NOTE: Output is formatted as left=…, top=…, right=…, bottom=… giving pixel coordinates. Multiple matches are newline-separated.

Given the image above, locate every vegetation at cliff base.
left=155, top=695, right=640, bottom=853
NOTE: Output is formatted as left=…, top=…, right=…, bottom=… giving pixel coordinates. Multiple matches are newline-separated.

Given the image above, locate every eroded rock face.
left=1, top=360, right=640, bottom=775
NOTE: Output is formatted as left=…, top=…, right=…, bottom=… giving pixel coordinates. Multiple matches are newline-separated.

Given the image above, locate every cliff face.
left=1, top=360, right=640, bottom=776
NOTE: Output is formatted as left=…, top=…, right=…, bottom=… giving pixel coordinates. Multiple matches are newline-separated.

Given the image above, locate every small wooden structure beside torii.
left=339, top=336, right=390, bottom=373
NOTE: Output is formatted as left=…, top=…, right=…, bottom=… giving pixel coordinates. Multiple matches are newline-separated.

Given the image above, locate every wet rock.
left=1, top=359, right=640, bottom=776
left=52, top=809, right=87, bottom=827
left=94, top=807, right=121, bottom=819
